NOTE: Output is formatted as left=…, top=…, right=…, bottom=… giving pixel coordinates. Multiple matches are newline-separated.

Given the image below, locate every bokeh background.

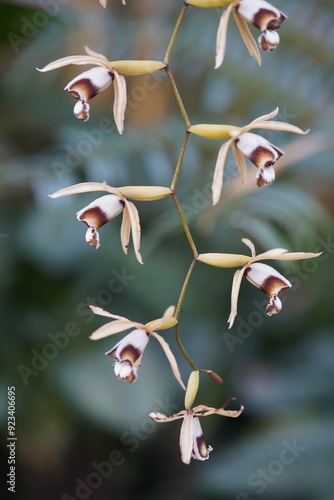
left=1, top=0, right=334, bottom=499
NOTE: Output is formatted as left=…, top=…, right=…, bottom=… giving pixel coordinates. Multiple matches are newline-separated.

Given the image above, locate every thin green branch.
left=174, top=258, right=198, bottom=371
left=165, top=67, right=191, bottom=129
left=175, top=323, right=198, bottom=371
left=170, top=130, right=190, bottom=191
left=175, top=257, right=197, bottom=319
left=164, top=3, right=188, bottom=65
left=172, top=193, right=198, bottom=258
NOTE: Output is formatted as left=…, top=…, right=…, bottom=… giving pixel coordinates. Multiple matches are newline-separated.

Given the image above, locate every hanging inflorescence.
left=38, top=0, right=321, bottom=464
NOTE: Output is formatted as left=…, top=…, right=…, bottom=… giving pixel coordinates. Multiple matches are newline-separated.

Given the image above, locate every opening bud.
left=184, top=371, right=200, bottom=409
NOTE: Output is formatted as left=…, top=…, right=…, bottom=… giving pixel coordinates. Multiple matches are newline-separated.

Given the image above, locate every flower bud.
left=110, top=60, right=166, bottom=76
left=119, top=186, right=172, bottom=201
left=186, top=0, right=233, bottom=7
left=189, top=124, right=240, bottom=140
left=197, top=253, right=250, bottom=268
left=65, top=67, right=114, bottom=102
left=185, top=371, right=200, bottom=409
left=201, top=369, right=224, bottom=384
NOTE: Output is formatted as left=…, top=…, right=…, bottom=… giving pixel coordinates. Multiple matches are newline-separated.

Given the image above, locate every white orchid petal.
left=233, top=10, right=261, bottom=65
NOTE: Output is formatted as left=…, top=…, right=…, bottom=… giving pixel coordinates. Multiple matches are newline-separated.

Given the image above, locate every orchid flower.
left=37, top=46, right=165, bottom=133
left=88, top=304, right=185, bottom=388
left=189, top=108, right=309, bottom=205
left=197, top=238, right=322, bottom=329
left=186, top=0, right=286, bottom=68
left=49, top=181, right=172, bottom=264
left=149, top=398, right=244, bottom=464
left=37, top=47, right=127, bottom=133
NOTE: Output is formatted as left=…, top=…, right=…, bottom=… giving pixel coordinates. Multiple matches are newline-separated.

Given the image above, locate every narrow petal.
left=244, top=121, right=309, bottom=135
left=212, top=138, right=233, bottom=205
left=228, top=268, right=247, bottom=329
left=248, top=107, right=279, bottom=125
left=231, top=140, right=247, bottom=186
left=89, top=320, right=144, bottom=340
left=271, top=251, right=322, bottom=261
left=150, top=331, right=186, bottom=390
left=37, top=55, right=110, bottom=72
left=233, top=10, right=261, bottom=65
left=84, top=46, right=110, bottom=64
left=251, top=248, right=289, bottom=262
left=113, top=71, right=127, bottom=134
left=120, top=206, right=131, bottom=255
left=180, top=412, right=194, bottom=465
left=209, top=405, right=244, bottom=417
left=99, top=0, right=107, bottom=9
left=163, top=305, right=176, bottom=319
left=124, top=200, right=143, bottom=264
left=194, top=400, right=244, bottom=418
left=192, top=417, right=212, bottom=461
left=87, top=305, right=129, bottom=321
left=149, top=411, right=185, bottom=423
left=215, top=3, right=235, bottom=69
left=242, top=237, right=256, bottom=257
left=49, top=182, right=119, bottom=198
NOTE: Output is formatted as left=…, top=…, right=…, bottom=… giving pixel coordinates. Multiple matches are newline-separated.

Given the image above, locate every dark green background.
left=1, top=0, right=333, bottom=499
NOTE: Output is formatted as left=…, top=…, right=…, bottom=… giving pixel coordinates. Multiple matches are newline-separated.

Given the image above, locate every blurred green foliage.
left=1, top=0, right=334, bottom=499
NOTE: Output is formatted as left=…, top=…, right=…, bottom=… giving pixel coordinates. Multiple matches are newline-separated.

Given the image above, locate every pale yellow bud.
left=188, top=124, right=240, bottom=140
left=119, top=186, right=172, bottom=201
left=184, top=371, right=200, bottom=409
left=197, top=253, right=250, bottom=268
left=186, top=0, right=234, bottom=8
left=110, top=60, right=166, bottom=76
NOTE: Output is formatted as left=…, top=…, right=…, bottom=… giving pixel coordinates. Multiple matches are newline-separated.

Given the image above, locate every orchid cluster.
left=39, top=0, right=322, bottom=464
